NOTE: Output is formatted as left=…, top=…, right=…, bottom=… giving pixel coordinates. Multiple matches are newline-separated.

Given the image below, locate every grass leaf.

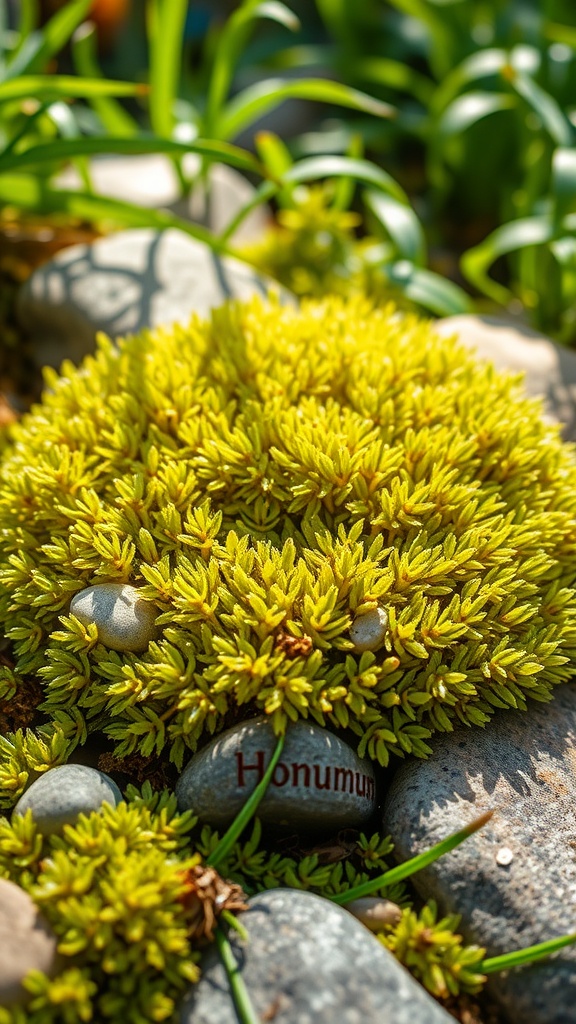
left=461, top=215, right=555, bottom=304
left=365, top=189, right=426, bottom=265
left=72, top=22, right=139, bottom=136
left=4, top=0, right=91, bottom=80
left=147, top=0, right=188, bottom=139
left=383, top=261, right=472, bottom=315
left=215, top=928, right=260, bottom=1024
left=481, top=933, right=576, bottom=975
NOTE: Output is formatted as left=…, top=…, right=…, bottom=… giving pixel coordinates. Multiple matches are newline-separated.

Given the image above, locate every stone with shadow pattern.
left=383, top=682, right=576, bottom=1024
left=175, top=716, right=378, bottom=832
left=180, top=887, right=454, bottom=1024
left=16, top=228, right=292, bottom=368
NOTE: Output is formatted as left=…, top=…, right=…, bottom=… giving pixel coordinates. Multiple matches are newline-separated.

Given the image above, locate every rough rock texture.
left=0, top=878, right=59, bottom=1005
left=435, top=314, right=576, bottom=440
left=14, top=764, right=123, bottom=834
left=180, top=888, right=454, bottom=1024
left=176, top=717, right=378, bottom=831
left=70, top=583, right=158, bottom=652
left=55, top=155, right=270, bottom=245
left=16, top=228, right=291, bottom=367
left=383, top=683, right=576, bottom=1024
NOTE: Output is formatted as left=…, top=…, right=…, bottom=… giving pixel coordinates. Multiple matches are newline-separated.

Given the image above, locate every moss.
left=0, top=293, right=574, bottom=1018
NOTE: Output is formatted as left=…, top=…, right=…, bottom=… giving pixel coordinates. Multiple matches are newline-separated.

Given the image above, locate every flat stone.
left=54, top=155, right=270, bottom=245
left=0, top=879, right=59, bottom=1005
left=14, top=764, right=122, bottom=834
left=175, top=717, right=377, bottom=832
left=180, top=888, right=454, bottom=1024
left=70, top=582, right=158, bottom=652
left=435, top=314, right=576, bottom=440
left=383, top=682, right=576, bottom=1024
left=16, top=228, right=292, bottom=367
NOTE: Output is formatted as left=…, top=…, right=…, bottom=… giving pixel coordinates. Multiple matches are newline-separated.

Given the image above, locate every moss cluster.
left=0, top=295, right=576, bottom=798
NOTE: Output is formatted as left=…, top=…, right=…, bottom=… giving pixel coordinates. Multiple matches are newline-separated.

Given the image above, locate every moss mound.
left=1, top=295, right=576, bottom=797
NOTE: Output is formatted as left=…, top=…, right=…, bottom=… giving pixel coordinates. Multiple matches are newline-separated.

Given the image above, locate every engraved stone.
left=175, top=717, right=378, bottom=831
left=0, top=878, right=59, bottom=1005
left=14, top=764, right=122, bottom=835
left=70, top=582, right=158, bottom=652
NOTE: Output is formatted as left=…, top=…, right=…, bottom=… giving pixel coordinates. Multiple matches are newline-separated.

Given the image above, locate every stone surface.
left=16, top=228, right=292, bottom=367
left=14, top=764, right=122, bottom=834
left=350, top=607, right=389, bottom=652
left=383, top=682, right=576, bottom=1024
left=435, top=314, right=576, bottom=440
left=345, top=897, right=403, bottom=933
left=180, top=888, right=453, bottom=1024
left=0, top=878, right=59, bottom=1006
left=176, top=717, right=378, bottom=831
left=55, top=155, right=270, bottom=245
left=70, top=582, right=158, bottom=652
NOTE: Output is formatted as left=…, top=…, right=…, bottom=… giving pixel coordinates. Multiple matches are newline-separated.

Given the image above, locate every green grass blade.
left=204, top=0, right=299, bottom=136
left=510, top=72, right=573, bottom=147
left=431, top=48, right=508, bottom=115
left=461, top=215, right=555, bottom=304
left=365, top=189, right=426, bottom=265
left=215, top=928, right=260, bottom=1024
left=0, top=136, right=263, bottom=177
left=72, top=22, right=139, bottom=136
left=552, top=148, right=576, bottom=226
left=384, top=261, right=472, bottom=315
left=437, top=91, right=516, bottom=138
left=4, top=0, right=91, bottom=80
left=481, top=933, right=576, bottom=975
left=0, top=74, right=148, bottom=104
left=207, top=733, right=285, bottom=869
left=219, top=180, right=277, bottom=243
left=331, top=810, right=494, bottom=905
left=354, top=57, right=433, bottom=107
left=218, top=78, right=394, bottom=141
left=281, top=155, right=407, bottom=204
left=332, top=132, right=362, bottom=212
left=147, top=0, right=188, bottom=138
left=17, top=0, right=39, bottom=46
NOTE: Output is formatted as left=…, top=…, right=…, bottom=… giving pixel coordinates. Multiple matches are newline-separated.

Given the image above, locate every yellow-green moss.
left=0, top=294, right=575, bottom=800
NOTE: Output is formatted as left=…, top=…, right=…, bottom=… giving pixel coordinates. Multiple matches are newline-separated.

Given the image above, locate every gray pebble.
left=14, top=764, right=122, bottom=835
left=180, top=888, right=454, bottom=1024
left=70, top=582, right=158, bottom=652
left=0, top=878, right=59, bottom=1005
left=176, top=717, right=377, bottom=832
left=383, top=682, right=576, bottom=1024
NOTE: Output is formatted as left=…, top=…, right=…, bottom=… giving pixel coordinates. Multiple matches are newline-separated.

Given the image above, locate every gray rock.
left=180, top=888, right=453, bottom=1024
left=14, top=764, right=122, bottom=834
left=16, top=228, right=291, bottom=367
left=54, top=155, right=270, bottom=246
left=0, top=878, right=59, bottom=1005
left=69, top=582, right=158, bottom=652
left=435, top=314, right=576, bottom=440
left=176, top=717, right=377, bottom=832
left=383, top=682, right=576, bottom=1024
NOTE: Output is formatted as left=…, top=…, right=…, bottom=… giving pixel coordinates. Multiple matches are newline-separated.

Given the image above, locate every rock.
left=176, top=717, right=377, bottom=832
left=0, top=879, right=59, bottom=1006
left=383, top=682, right=576, bottom=1024
left=180, top=888, right=454, bottom=1024
left=69, top=582, right=158, bottom=652
left=350, top=607, right=389, bottom=652
left=54, top=155, right=270, bottom=246
left=435, top=314, right=576, bottom=440
left=345, top=897, right=403, bottom=932
left=14, top=764, right=122, bottom=834
left=16, top=228, right=292, bottom=368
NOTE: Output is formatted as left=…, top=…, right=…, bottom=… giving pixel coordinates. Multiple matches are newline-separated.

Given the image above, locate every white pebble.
left=496, top=846, right=514, bottom=866
left=349, top=607, right=389, bottom=653
left=69, top=583, right=158, bottom=652
left=345, top=897, right=403, bottom=932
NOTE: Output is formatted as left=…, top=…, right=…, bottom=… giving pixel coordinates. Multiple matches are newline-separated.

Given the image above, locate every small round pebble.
left=0, top=878, right=59, bottom=1006
left=69, top=582, right=158, bottom=652
left=345, top=897, right=403, bottom=932
left=14, top=764, right=123, bottom=835
left=350, top=607, right=389, bottom=652
left=496, top=846, right=514, bottom=866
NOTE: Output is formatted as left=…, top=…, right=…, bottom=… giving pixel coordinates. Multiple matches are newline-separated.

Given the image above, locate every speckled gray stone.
left=180, top=888, right=453, bottom=1024
left=383, top=682, right=576, bottom=1024
left=70, top=582, right=158, bottom=652
left=0, top=879, right=59, bottom=1005
left=13, top=764, right=122, bottom=834
left=16, top=228, right=292, bottom=367
left=435, top=314, right=576, bottom=440
left=175, top=717, right=377, bottom=831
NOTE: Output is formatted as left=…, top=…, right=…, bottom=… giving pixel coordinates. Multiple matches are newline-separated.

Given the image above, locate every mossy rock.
left=0, top=294, right=575, bottom=1022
